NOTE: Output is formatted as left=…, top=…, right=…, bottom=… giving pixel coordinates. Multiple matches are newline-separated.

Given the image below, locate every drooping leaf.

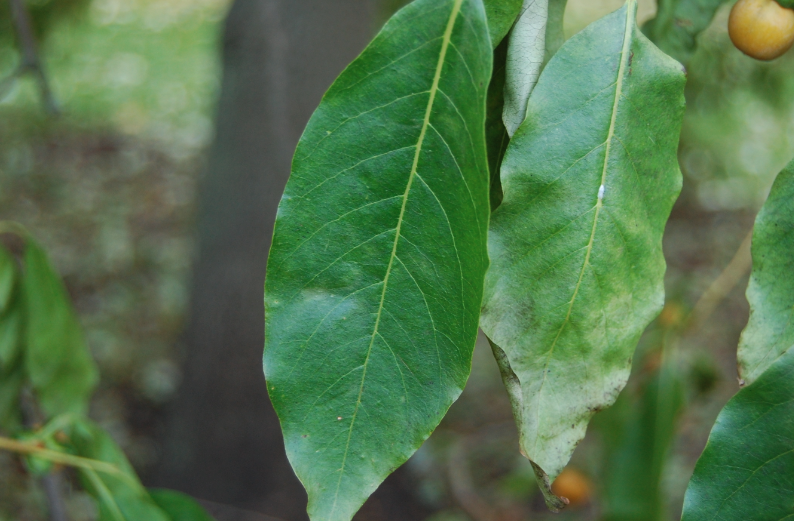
left=67, top=418, right=172, bottom=521
left=681, top=345, right=794, bottom=521
left=149, top=489, right=216, bottom=521
left=263, top=0, right=492, bottom=519
left=483, top=0, right=523, bottom=47
left=642, top=0, right=728, bottom=64
left=480, top=0, right=685, bottom=508
left=21, top=238, right=98, bottom=417
left=502, top=0, right=549, bottom=136
left=737, top=164, right=794, bottom=385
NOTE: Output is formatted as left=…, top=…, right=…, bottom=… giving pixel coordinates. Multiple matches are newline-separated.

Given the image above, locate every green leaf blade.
left=681, top=345, right=794, bottom=521
left=264, top=0, right=492, bottom=519
left=738, top=165, right=794, bottom=385
left=480, top=0, right=685, bottom=499
left=21, top=239, right=98, bottom=417
left=483, top=0, right=523, bottom=47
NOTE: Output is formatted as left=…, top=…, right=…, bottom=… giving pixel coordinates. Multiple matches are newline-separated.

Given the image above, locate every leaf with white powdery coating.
left=480, top=0, right=685, bottom=509
left=738, top=164, right=794, bottom=385
left=263, top=0, right=491, bottom=520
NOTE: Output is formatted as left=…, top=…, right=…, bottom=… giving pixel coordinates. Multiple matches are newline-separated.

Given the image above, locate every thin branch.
left=0, top=436, right=134, bottom=486
left=7, top=0, right=59, bottom=114
left=686, top=229, right=753, bottom=331
left=41, top=472, right=69, bottom=521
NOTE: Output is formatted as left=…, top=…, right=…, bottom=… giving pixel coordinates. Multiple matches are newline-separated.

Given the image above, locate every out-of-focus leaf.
left=21, top=238, right=98, bottom=417
left=68, top=418, right=172, bottom=521
left=681, top=345, right=794, bottom=521
left=0, top=362, right=24, bottom=432
left=738, top=164, right=794, bottom=385
left=0, top=297, right=22, bottom=372
left=502, top=0, right=548, bottom=136
left=0, top=246, right=16, bottom=315
left=483, top=0, right=523, bottom=47
left=149, top=489, right=216, bottom=521
left=642, top=0, right=728, bottom=64
left=480, top=1, right=685, bottom=508
left=263, top=0, right=491, bottom=519
left=487, top=39, right=509, bottom=211
left=598, top=356, right=684, bottom=521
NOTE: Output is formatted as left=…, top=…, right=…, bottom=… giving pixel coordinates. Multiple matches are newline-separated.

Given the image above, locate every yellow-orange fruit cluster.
left=729, top=0, right=794, bottom=60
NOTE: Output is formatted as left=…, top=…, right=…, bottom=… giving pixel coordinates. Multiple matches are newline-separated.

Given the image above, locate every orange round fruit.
left=551, top=467, right=593, bottom=507
left=729, top=0, right=794, bottom=60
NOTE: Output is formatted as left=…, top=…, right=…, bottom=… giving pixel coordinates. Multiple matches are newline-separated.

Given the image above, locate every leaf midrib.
left=328, top=0, right=464, bottom=515
left=530, top=1, right=636, bottom=456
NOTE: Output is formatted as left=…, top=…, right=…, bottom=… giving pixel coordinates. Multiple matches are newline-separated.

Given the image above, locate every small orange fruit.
left=729, top=0, right=794, bottom=60
left=551, top=467, right=593, bottom=507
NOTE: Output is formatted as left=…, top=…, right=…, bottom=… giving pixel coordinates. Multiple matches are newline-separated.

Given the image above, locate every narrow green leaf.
left=503, top=0, right=550, bottom=137
left=149, top=489, right=216, bottom=521
left=68, top=418, right=172, bottom=521
left=22, top=238, right=98, bottom=417
left=681, top=345, right=794, bottom=521
left=598, top=359, right=684, bottom=521
left=480, top=0, right=685, bottom=508
left=738, top=164, right=794, bottom=385
left=483, top=0, right=523, bottom=47
left=642, top=0, right=727, bottom=64
left=263, top=0, right=492, bottom=520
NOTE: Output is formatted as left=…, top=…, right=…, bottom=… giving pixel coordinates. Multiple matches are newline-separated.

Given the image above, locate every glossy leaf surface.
left=738, top=164, right=794, bottom=385
left=681, top=345, right=794, bottom=521
left=264, top=0, right=491, bottom=519
left=22, top=239, right=98, bottom=417
left=643, top=0, right=727, bottom=64
left=480, top=0, right=685, bottom=503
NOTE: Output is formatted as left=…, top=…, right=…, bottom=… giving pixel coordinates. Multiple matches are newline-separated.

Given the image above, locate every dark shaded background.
left=2, top=0, right=794, bottom=520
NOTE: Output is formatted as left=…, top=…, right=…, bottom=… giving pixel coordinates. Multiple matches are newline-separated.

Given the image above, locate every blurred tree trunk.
left=149, top=1, right=432, bottom=520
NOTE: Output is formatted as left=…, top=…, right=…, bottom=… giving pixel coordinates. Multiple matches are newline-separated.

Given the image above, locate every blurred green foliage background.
left=2, top=0, right=794, bottom=519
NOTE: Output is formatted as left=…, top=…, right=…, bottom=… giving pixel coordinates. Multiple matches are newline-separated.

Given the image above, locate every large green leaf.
left=483, top=0, right=523, bottom=47
left=738, top=164, right=794, bottom=385
left=21, top=238, right=98, bottom=417
left=67, top=418, right=172, bottom=521
left=642, top=0, right=728, bottom=64
left=681, top=345, right=794, bottom=521
left=480, top=0, right=685, bottom=508
left=263, top=0, right=492, bottom=519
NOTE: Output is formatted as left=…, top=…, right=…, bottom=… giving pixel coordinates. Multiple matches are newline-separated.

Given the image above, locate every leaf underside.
left=737, top=164, right=794, bottom=385
left=681, top=345, right=794, bottom=521
left=502, top=0, right=549, bottom=137
left=480, top=0, right=685, bottom=506
left=263, top=0, right=491, bottom=519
